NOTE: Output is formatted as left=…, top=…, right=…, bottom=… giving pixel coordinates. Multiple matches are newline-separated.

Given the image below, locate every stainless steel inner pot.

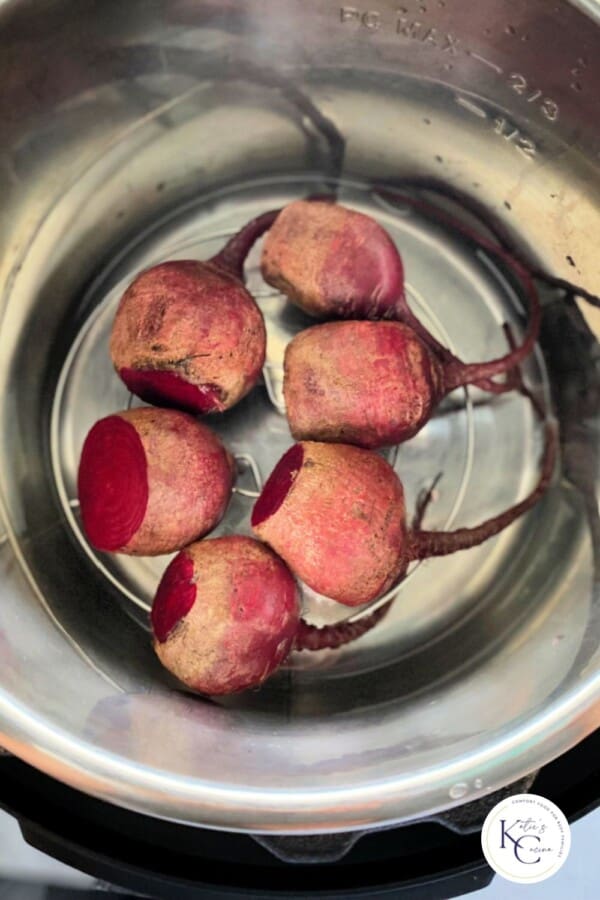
left=1, top=0, right=600, bottom=834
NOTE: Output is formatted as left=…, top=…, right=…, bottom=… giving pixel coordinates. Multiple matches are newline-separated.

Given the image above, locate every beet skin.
left=78, top=408, right=234, bottom=555
left=151, top=536, right=301, bottom=694
left=252, top=430, right=556, bottom=606
left=284, top=314, right=549, bottom=448
left=252, top=443, right=408, bottom=606
left=261, top=199, right=403, bottom=319
left=284, top=320, right=443, bottom=447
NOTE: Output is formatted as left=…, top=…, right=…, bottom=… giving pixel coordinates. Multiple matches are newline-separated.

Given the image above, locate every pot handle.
left=252, top=832, right=364, bottom=863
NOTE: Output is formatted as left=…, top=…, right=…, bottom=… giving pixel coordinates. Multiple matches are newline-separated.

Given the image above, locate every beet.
left=110, top=211, right=278, bottom=414
left=261, top=199, right=540, bottom=397
left=284, top=317, right=545, bottom=448
left=252, top=443, right=406, bottom=605
left=151, top=535, right=389, bottom=694
left=284, top=320, right=440, bottom=447
left=261, top=200, right=403, bottom=319
left=78, top=408, right=234, bottom=555
left=252, top=430, right=556, bottom=606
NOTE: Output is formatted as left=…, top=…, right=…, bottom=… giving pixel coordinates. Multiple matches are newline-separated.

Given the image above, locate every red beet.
left=252, top=430, right=556, bottom=606
left=110, top=211, right=278, bottom=414
left=261, top=199, right=540, bottom=396
left=284, top=318, right=545, bottom=448
left=151, top=535, right=389, bottom=694
left=78, top=408, right=234, bottom=555
left=284, top=320, right=442, bottom=447
left=261, top=200, right=403, bottom=319
left=253, top=443, right=406, bottom=605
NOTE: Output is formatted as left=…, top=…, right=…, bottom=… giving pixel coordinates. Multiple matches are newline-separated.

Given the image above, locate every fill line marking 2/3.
left=468, top=52, right=504, bottom=74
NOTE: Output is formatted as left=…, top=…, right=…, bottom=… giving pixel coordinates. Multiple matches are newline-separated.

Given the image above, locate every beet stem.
left=294, top=601, right=391, bottom=651
left=412, top=472, right=442, bottom=531
left=409, top=421, right=557, bottom=560
left=375, top=188, right=541, bottom=392
left=379, top=176, right=600, bottom=309
left=211, top=208, right=281, bottom=281
left=533, top=273, right=600, bottom=308
left=502, top=322, right=546, bottom=420
left=390, top=298, right=529, bottom=395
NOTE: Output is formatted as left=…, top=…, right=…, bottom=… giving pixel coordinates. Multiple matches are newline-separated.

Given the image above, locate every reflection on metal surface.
left=0, top=0, right=598, bottom=833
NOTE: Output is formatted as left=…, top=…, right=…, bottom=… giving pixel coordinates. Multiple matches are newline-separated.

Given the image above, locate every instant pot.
left=1, top=0, right=600, bottom=895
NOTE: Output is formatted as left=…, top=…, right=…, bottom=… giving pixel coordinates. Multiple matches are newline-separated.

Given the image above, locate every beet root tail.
left=210, top=208, right=281, bottom=281
left=390, top=297, right=525, bottom=396
left=409, top=420, right=557, bottom=560
left=412, top=472, right=443, bottom=531
left=375, top=188, right=541, bottom=393
left=377, top=176, right=600, bottom=310
left=500, top=322, right=546, bottom=420
left=294, top=601, right=391, bottom=651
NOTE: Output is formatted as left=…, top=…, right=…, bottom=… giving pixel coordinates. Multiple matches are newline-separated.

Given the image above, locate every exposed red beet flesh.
left=151, top=536, right=390, bottom=694
left=251, top=443, right=304, bottom=526
left=253, top=427, right=556, bottom=607
left=119, top=369, right=223, bottom=414
left=261, top=199, right=541, bottom=396
left=78, top=415, right=148, bottom=552
left=110, top=260, right=266, bottom=415
left=261, top=200, right=404, bottom=319
left=151, top=552, right=197, bottom=643
left=78, top=408, right=234, bottom=556
left=284, top=320, right=443, bottom=448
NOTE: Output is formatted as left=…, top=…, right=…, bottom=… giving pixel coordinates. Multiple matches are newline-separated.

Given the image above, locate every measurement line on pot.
left=493, top=116, right=537, bottom=158
left=468, top=51, right=503, bottom=74
left=454, top=96, right=537, bottom=159
left=455, top=96, right=487, bottom=118
left=337, top=6, right=559, bottom=132
left=508, top=73, right=559, bottom=122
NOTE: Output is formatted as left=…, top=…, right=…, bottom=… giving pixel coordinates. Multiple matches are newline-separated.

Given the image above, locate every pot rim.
left=0, top=554, right=597, bottom=836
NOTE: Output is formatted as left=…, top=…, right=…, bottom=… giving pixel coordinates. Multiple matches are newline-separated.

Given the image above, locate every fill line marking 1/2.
left=455, top=96, right=488, bottom=118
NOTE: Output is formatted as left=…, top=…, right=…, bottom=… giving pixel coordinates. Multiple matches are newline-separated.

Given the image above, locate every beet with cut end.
left=151, top=535, right=389, bottom=695
left=252, top=443, right=408, bottom=606
left=110, top=211, right=278, bottom=414
left=78, top=408, right=234, bottom=555
left=252, top=429, right=556, bottom=606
